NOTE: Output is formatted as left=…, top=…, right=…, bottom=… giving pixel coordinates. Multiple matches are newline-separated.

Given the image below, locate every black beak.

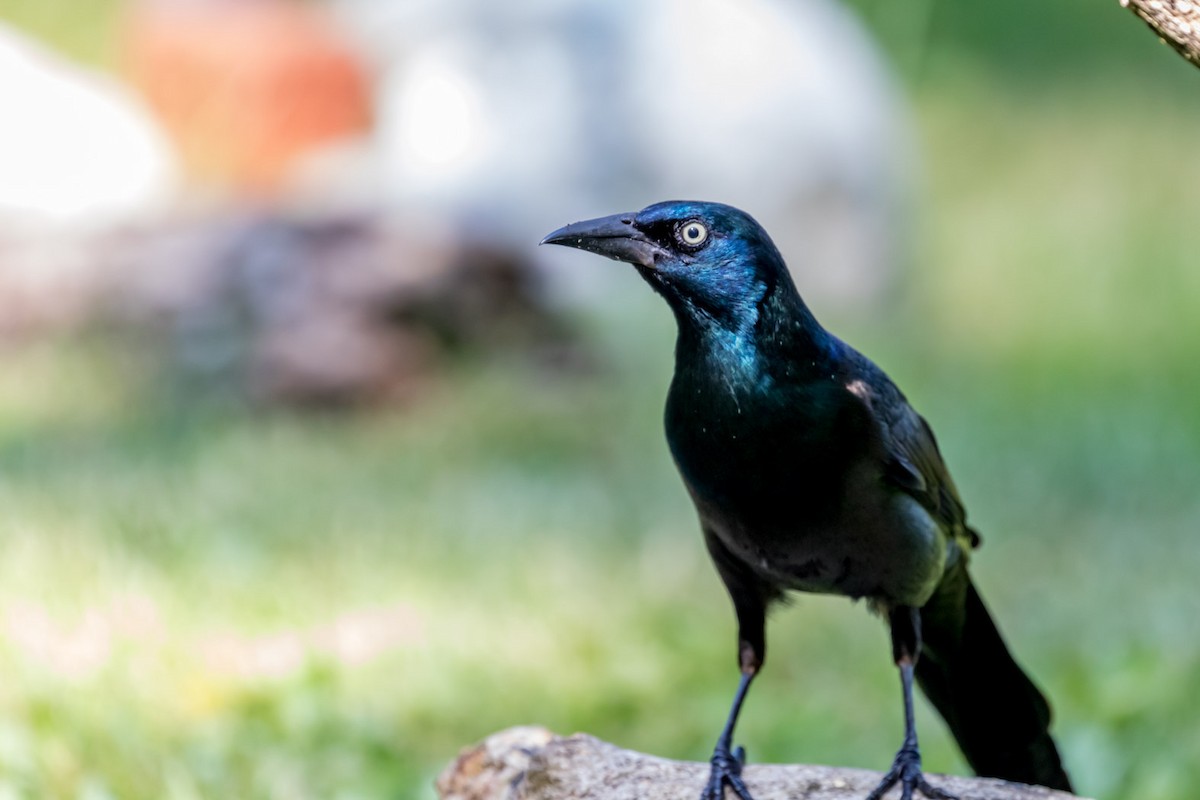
left=540, top=213, right=664, bottom=269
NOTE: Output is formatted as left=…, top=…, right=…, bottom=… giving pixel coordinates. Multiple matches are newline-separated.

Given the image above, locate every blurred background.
left=0, top=0, right=1197, bottom=798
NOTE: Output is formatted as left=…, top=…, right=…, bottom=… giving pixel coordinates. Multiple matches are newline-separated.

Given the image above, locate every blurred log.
left=0, top=204, right=586, bottom=407
left=93, top=209, right=586, bottom=407
left=1122, top=0, right=1200, bottom=67
left=437, top=727, right=1089, bottom=800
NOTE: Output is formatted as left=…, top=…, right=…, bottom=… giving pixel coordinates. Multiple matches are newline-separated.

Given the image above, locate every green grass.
left=0, top=0, right=126, bottom=66
left=2, top=15, right=1200, bottom=800
left=845, top=0, right=1200, bottom=91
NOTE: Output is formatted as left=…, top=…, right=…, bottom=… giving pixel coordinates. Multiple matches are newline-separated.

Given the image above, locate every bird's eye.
left=677, top=220, right=709, bottom=248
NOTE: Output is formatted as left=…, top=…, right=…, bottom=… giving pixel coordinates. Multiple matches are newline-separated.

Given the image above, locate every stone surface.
left=437, top=727, right=1091, bottom=800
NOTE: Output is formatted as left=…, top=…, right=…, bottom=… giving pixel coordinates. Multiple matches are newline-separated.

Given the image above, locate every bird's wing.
left=845, top=370, right=980, bottom=549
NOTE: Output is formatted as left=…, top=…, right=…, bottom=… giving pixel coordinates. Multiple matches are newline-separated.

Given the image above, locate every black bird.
left=542, top=201, right=1072, bottom=800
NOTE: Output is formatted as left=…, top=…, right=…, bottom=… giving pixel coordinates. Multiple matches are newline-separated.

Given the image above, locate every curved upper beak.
left=540, top=213, right=662, bottom=269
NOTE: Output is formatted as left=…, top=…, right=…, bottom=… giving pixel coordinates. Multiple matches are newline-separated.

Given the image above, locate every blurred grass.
left=0, top=0, right=126, bottom=66
left=846, top=0, right=1200, bottom=91
left=2, top=3, right=1200, bottom=800
left=3, top=84, right=1200, bottom=796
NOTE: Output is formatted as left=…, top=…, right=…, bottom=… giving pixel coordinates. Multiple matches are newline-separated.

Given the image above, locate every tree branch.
left=1122, top=0, right=1200, bottom=67
left=437, top=727, right=1089, bottom=800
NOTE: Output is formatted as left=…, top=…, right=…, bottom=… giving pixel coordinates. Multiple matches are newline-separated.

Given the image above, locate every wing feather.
left=844, top=367, right=980, bottom=549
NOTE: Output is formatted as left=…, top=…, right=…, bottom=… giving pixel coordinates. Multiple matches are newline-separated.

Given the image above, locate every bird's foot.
left=865, top=744, right=957, bottom=800
left=701, top=744, right=755, bottom=800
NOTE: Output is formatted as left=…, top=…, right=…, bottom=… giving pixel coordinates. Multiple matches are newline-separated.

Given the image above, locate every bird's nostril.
left=620, top=217, right=633, bottom=225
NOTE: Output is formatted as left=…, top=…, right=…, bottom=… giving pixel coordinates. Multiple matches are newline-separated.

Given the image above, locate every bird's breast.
left=665, top=372, right=866, bottom=511
left=665, top=372, right=944, bottom=603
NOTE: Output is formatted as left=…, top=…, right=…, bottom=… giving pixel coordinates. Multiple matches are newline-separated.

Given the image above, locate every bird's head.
left=542, top=201, right=795, bottom=334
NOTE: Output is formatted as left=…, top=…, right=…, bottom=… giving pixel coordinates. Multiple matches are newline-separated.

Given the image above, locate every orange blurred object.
left=124, top=0, right=372, bottom=192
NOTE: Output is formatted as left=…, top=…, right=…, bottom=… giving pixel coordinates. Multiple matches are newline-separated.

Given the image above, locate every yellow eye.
left=678, top=220, right=708, bottom=247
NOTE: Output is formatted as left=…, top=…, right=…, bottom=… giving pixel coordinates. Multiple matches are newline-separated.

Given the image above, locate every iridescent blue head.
left=542, top=200, right=800, bottom=336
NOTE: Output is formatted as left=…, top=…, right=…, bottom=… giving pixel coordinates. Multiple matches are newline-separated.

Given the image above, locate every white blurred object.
left=0, top=24, right=176, bottom=226
left=335, top=0, right=912, bottom=307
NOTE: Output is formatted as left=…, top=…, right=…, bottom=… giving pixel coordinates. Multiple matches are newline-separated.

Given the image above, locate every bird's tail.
left=915, top=561, right=1073, bottom=792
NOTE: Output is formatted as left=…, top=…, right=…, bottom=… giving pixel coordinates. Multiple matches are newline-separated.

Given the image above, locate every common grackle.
left=542, top=201, right=1073, bottom=800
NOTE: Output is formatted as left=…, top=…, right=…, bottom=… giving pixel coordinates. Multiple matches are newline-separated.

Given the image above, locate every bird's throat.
left=672, top=276, right=830, bottom=394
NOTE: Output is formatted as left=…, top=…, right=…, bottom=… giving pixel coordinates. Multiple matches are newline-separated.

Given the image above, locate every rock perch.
left=436, top=727, right=1089, bottom=800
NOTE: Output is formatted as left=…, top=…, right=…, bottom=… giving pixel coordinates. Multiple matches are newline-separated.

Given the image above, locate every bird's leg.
left=702, top=665, right=757, bottom=800
left=866, top=606, right=958, bottom=800
left=702, top=533, right=768, bottom=800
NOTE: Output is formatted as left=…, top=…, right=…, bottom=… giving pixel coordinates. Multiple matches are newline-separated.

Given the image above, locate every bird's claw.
left=701, top=744, right=755, bottom=800
left=865, top=745, right=957, bottom=800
